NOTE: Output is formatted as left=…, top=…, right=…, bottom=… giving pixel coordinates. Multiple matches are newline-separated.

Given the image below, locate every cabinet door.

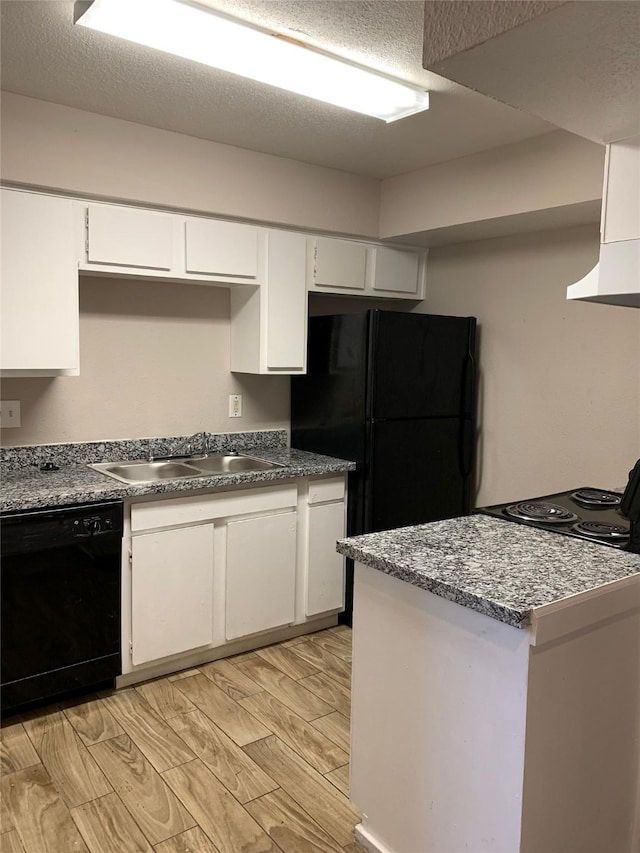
left=226, top=511, right=297, bottom=640
left=1, top=189, right=79, bottom=376
left=371, top=246, right=421, bottom=296
left=266, top=230, right=307, bottom=370
left=86, top=204, right=174, bottom=270
left=185, top=218, right=260, bottom=280
left=313, top=237, right=368, bottom=290
left=131, top=524, right=214, bottom=666
left=306, top=503, right=346, bottom=616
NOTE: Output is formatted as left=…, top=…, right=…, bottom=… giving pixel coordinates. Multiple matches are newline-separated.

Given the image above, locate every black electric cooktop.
left=478, top=487, right=632, bottom=550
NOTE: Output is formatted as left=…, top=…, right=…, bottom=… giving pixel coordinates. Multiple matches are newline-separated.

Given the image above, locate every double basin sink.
left=90, top=453, right=283, bottom=485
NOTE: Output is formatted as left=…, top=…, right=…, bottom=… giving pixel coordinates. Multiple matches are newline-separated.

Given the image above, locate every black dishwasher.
left=1, top=500, right=123, bottom=714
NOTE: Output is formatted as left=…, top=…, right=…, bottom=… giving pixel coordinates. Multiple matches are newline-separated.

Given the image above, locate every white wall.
left=420, top=225, right=640, bottom=504
left=0, top=277, right=289, bottom=446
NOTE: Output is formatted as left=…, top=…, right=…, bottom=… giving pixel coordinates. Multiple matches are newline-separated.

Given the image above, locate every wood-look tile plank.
left=245, top=788, right=343, bottom=853
left=238, top=693, right=348, bottom=774
left=30, top=718, right=113, bottom=808
left=62, top=696, right=125, bottom=746
left=135, top=679, right=197, bottom=720
left=1, top=785, right=16, bottom=834
left=71, top=792, right=153, bottom=853
left=324, top=764, right=349, bottom=798
left=226, top=650, right=259, bottom=665
left=343, top=843, right=367, bottom=853
left=99, top=690, right=195, bottom=772
left=153, top=826, right=219, bottom=853
left=172, top=673, right=270, bottom=747
left=327, top=625, right=352, bottom=640
left=243, top=737, right=359, bottom=848
left=199, top=659, right=263, bottom=701
left=167, top=710, right=277, bottom=804
left=308, top=634, right=352, bottom=664
left=1, top=764, right=90, bottom=853
left=0, top=830, right=25, bottom=853
left=162, top=759, right=278, bottom=853
left=278, top=634, right=310, bottom=648
left=289, top=643, right=351, bottom=690
left=167, top=669, right=202, bottom=682
left=89, top=734, right=195, bottom=846
left=296, top=674, right=351, bottom=718
left=311, top=713, right=350, bottom=755
left=254, top=645, right=321, bottom=680
left=20, top=706, right=64, bottom=743
left=235, top=659, right=333, bottom=722
left=0, top=721, right=40, bottom=774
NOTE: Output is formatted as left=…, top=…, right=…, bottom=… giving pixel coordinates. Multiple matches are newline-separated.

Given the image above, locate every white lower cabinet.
left=131, top=523, right=214, bottom=666
left=122, top=475, right=346, bottom=681
left=226, top=511, right=297, bottom=640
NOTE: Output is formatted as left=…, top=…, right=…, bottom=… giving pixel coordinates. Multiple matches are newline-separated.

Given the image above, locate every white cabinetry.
left=1, top=188, right=79, bottom=377
left=305, top=477, right=346, bottom=615
left=184, top=218, right=260, bottom=280
left=308, top=235, right=426, bottom=300
left=131, top=524, right=214, bottom=666
left=121, top=474, right=346, bottom=684
left=78, top=201, right=266, bottom=285
left=226, top=511, right=297, bottom=639
left=230, top=229, right=307, bottom=374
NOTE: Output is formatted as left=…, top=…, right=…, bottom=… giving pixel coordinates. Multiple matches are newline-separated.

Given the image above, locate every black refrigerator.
left=291, top=309, right=477, bottom=623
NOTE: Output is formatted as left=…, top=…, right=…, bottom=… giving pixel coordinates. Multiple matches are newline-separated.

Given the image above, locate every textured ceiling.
left=0, top=0, right=555, bottom=179
left=425, top=0, right=640, bottom=144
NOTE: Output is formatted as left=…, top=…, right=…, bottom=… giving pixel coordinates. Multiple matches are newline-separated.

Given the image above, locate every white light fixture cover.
left=74, top=0, right=429, bottom=122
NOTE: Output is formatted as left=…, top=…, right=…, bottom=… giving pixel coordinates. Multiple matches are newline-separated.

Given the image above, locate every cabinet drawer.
left=131, top=483, right=297, bottom=531
left=87, top=205, right=174, bottom=270
left=308, top=477, right=346, bottom=505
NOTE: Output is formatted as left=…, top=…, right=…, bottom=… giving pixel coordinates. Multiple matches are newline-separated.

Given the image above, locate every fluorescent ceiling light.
left=74, top=0, right=429, bottom=122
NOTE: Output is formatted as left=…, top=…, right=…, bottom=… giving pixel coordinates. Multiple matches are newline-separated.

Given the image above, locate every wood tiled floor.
left=0, top=626, right=364, bottom=853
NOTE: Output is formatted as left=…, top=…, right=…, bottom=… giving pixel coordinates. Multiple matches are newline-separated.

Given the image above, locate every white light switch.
left=0, top=400, right=21, bottom=428
left=229, top=394, right=242, bottom=418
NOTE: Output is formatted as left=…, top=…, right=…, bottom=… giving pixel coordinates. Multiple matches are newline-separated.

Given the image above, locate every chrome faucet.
left=150, top=431, right=209, bottom=461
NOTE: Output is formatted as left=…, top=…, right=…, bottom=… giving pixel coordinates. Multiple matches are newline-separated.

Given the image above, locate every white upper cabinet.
left=1, top=188, right=79, bottom=377
left=371, top=246, right=423, bottom=296
left=230, top=229, right=308, bottom=374
left=86, top=204, right=174, bottom=270
left=78, top=201, right=266, bottom=285
left=184, top=218, right=260, bottom=280
left=312, top=237, right=368, bottom=291
left=308, top=235, right=426, bottom=300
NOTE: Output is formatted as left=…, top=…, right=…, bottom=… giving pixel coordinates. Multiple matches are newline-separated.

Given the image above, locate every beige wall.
left=419, top=225, right=640, bottom=505
left=0, top=93, right=380, bottom=237
left=380, top=131, right=604, bottom=241
left=0, top=277, right=289, bottom=446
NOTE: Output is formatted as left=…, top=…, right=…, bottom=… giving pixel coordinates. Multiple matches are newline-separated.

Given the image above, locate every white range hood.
left=568, top=136, right=640, bottom=308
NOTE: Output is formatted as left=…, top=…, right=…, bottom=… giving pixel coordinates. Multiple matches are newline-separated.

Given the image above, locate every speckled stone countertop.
left=337, top=514, right=640, bottom=629
left=1, top=431, right=355, bottom=512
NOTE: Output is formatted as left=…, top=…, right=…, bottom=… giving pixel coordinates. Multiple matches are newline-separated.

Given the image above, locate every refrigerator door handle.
left=459, top=349, right=476, bottom=479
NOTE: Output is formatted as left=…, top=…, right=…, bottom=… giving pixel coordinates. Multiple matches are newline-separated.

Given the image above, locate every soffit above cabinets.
left=423, top=0, right=640, bottom=145
left=0, top=0, right=555, bottom=179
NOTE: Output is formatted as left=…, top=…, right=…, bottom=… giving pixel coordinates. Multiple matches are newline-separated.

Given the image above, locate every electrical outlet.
left=228, top=394, right=242, bottom=418
left=0, top=400, right=21, bottom=428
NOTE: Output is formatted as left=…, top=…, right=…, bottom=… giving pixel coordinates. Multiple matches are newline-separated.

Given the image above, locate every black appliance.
left=1, top=500, right=123, bottom=714
left=291, top=310, right=477, bottom=622
left=477, top=460, right=640, bottom=554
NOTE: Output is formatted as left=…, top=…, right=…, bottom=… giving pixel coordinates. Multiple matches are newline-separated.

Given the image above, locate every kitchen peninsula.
left=338, top=515, right=640, bottom=853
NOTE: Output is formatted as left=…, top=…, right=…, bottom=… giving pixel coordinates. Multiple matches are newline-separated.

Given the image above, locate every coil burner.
left=571, top=489, right=622, bottom=508
left=504, top=501, right=578, bottom=524
left=572, top=520, right=630, bottom=544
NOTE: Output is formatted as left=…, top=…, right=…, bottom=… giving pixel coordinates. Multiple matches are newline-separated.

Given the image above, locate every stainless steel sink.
left=90, top=453, right=283, bottom=484
left=188, top=454, right=282, bottom=474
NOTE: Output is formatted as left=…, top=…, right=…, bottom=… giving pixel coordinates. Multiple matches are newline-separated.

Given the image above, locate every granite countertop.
left=1, top=442, right=355, bottom=513
left=337, top=514, right=640, bottom=629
